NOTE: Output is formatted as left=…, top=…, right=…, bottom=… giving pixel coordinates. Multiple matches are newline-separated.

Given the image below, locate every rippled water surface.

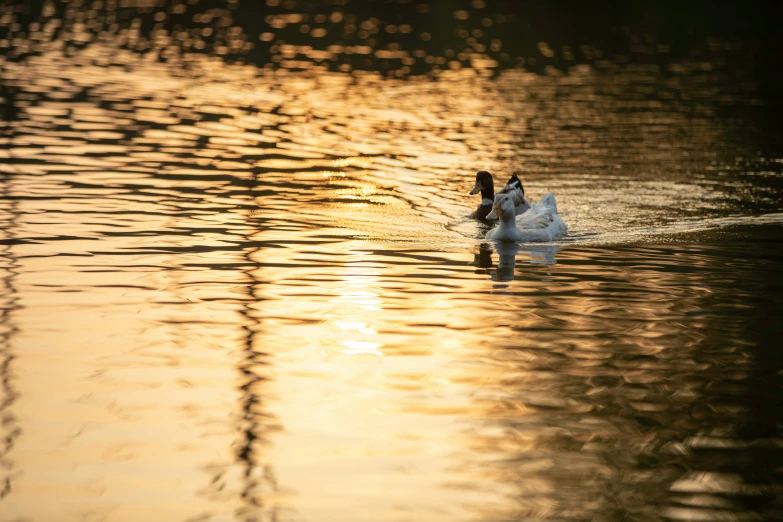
left=1, top=1, right=783, bottom=521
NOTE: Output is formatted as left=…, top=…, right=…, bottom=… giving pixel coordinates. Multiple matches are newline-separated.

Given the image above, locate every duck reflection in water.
left=470, top=243, right=560, bottom=281
left=493, top=241, right=520, bottom=281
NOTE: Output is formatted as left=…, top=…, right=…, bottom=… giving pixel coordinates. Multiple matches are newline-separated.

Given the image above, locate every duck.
left=498, top=171, right=531, bottom=215
left=469, top=170, right=531, bottom=219
left=485, top=192, right=567, bottom=242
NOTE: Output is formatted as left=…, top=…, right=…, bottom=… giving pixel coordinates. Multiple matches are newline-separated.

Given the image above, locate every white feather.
left=486, top=192, right=567, bottom=242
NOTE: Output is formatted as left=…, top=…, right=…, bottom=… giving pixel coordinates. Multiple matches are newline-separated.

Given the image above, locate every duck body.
left=486, top=192, right=567, bottom=242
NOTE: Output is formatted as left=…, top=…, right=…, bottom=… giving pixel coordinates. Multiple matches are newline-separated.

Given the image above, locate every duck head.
left=500, top=171, right=524, bottom=198
left=469, top=171, right=494, bottom=199
left=486, top=193, right=516, bottom=220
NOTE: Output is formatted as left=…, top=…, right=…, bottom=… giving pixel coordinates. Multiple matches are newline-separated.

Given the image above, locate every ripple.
left=1, top=3, right=782, bottom=522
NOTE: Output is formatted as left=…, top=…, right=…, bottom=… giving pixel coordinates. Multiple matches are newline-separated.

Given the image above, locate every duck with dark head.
left=470, top=171, right=531, bottom=220
left=468, top=170, right=495, bottom=220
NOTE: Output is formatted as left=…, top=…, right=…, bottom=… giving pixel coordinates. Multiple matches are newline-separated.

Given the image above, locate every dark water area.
left=1, top=1, right=782, bottom=521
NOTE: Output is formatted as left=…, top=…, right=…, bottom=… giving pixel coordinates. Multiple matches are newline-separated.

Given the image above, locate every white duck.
left=486, top=192, right=567, bottom=242
left=498, top=172, right=531, bottom=215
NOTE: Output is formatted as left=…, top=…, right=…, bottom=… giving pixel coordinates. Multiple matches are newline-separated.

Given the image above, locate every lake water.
left=1, top=1, right=782, bottom=521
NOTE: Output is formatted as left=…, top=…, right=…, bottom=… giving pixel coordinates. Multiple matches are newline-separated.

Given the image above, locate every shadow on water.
left=0, top=77, right=22, bottom=501
left=458, top=238, right=783, bottom=521
left=664, top=243, right=783, bottom=520
left=230, top=169, right=286, bottom=521
left=0, top=215, right=21, bottom=502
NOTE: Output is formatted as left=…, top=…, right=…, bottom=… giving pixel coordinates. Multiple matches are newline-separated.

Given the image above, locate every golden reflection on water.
left=0, top=15, right=782, bottom=522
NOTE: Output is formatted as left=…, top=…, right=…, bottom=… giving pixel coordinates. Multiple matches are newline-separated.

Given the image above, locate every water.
left=1, top=1, right=782, bottom=521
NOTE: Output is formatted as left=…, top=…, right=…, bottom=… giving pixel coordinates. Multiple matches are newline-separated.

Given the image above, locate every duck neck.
left=481, top=185, right=494, bottom=203
left=497, top=209, right=517, bottom=231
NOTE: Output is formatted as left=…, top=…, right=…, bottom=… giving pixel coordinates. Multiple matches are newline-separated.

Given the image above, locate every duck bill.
left=486, top=204, right=503, bottom=220
left=469, top=180, right=483, bottom=195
